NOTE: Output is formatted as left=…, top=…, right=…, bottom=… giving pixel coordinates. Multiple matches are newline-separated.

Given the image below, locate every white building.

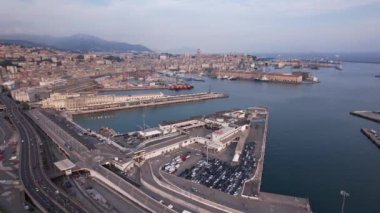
left=11, top=87, right=51, bottom=102
left=138, top=128, right=162, bottom=138
left=159, top=120, right=206, bottom=134
left=2, top=81, right=15, bottom=90
left=39, top=92, right=165, bottom=111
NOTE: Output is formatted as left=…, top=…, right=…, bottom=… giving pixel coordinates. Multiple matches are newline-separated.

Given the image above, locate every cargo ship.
left=168, top=83, right=194, bottom=91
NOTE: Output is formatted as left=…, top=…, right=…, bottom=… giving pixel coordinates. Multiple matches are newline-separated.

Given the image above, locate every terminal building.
left=39, top=92, right=165, bottom=111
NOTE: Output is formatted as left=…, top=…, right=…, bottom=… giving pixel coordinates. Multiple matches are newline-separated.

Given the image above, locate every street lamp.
left=340, top=190, right=350, bottom=213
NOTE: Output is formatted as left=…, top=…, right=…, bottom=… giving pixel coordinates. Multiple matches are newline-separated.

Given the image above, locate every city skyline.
left=1, top=0, right=380, bottom=53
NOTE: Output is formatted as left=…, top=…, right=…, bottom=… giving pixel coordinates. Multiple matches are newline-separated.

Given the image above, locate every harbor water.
left=74, top=62, right=380, bottom=213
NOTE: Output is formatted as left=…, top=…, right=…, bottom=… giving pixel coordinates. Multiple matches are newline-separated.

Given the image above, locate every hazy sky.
left=1, top=0, right=380, bottom=53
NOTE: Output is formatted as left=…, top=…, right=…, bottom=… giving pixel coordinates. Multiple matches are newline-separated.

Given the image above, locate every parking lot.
left=178, top=143, right=256, bottom=196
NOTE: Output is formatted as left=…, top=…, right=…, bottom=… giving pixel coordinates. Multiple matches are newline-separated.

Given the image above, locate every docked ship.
left=228, top=76, right=238, bottom=80
left=254, top=75, right=269, bottom=82
left=335, top=64, right=343, bottom=70
left=303, top=75, right=320, bottom=84
left=168, top=83, right=194, bottom=91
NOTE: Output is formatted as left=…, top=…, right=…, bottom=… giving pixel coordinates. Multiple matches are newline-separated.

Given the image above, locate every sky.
left=1, top=0, right=380, bottom=53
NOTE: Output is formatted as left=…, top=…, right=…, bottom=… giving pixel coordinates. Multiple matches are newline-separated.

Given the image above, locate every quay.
left=361, top=128, right=380, bottom=148
left=212, top=70, right=319, bottom=84
left=97, top=85, right=168, bottom=92
left=70, top=92, right=227, bottom=115
left=350, top=111, right=380, bottom=123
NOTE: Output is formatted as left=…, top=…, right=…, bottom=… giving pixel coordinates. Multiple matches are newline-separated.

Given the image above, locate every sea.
left=74, top=61, right=380, bottom=213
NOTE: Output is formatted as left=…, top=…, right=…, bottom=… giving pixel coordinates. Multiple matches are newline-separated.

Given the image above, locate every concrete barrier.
left=150, top=163, right=243, bottom=213
left=87, top=167, right=175, bottom=213
left=140, top=176, right=208, bottom=213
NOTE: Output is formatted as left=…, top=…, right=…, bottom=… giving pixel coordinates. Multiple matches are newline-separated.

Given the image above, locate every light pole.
left=340, top=190, right=350, bottom=213
left=206, top=140, right=209, bottom=164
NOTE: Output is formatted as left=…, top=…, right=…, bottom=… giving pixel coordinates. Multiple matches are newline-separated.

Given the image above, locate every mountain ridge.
left=0, top=34, right=151, bottom=52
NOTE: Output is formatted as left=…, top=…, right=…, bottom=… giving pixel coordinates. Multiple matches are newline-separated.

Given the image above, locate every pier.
left=350, top=111, right=380, bottom=123
left=361, top=128, right=380, bottom=148
left=97, top=85, right=168, bottom=92
left=70, top=92, right=227, bottom=115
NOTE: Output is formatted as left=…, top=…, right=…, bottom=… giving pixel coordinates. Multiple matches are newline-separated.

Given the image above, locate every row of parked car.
left=179, top=143, right=256, bottom=196
left=162, top=152, right=191, bottom=174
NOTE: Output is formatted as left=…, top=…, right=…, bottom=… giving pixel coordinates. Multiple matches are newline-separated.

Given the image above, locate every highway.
left=27, top=107, right=176, bottom=212
left=0, top=94, right=86, bottom=213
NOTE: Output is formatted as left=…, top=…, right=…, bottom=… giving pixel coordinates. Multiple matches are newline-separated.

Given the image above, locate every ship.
left=168, top=83, right=194, bottom=91
left=335, top=64, right=343, bottom=70
left=228, top=76, right=237, bottom=80
left=303, top=76, right=320, bottom=84
left=192, top=77, right=205, bottom=82
left=254, top=75, right=269, bottom=82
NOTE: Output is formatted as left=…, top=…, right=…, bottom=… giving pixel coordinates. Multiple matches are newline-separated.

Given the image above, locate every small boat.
left=254, top=75, right=269, bottom=82
left=192, top=77, right=205, bottom=82
left=228, top=76, right=237, bottom=80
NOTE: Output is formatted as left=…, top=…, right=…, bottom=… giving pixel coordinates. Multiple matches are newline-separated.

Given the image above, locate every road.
left=27, top=106, right=175, bottom=212
left=0, top=94, right=87, bottom=213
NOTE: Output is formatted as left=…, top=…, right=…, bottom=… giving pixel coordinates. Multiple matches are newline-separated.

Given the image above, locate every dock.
left=361, top=128, right=380, bottom=148
left=70, top=92, right=227, bottom=115
left=350, top=111, right=380, bottom=123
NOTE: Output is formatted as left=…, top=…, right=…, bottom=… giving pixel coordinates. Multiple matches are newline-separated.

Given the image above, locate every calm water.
left=74, top=62, right=380, bottom=213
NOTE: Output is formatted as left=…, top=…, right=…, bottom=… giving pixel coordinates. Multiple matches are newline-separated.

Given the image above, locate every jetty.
left=361, top=128, right=380, bottom=148
left=70, top=92, right=227, bottom=115
left=350, top=111, right=380, bottom=123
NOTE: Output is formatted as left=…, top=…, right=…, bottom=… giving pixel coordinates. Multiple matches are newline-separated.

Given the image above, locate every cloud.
left=1, top=0, right=380, bottom=52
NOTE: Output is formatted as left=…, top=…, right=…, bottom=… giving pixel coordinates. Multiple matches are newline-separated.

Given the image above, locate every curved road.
left=0, top=94, right=86, bottom=213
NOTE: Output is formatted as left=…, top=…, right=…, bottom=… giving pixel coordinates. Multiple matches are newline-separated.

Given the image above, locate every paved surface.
left=86, top=178, right=144, bottom=213
left=0, top=93, right=87, bottom=213
left=147, top=154, right=311, bottom=213
left=27, top=107, right=174, bottom=213
left=139, top=160, right=224, bottom=213
left=0, top=112, right=13, bottom=146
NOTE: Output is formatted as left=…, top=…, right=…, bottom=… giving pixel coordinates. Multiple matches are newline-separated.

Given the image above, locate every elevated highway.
left=0, top=94, right=86, bottom=213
